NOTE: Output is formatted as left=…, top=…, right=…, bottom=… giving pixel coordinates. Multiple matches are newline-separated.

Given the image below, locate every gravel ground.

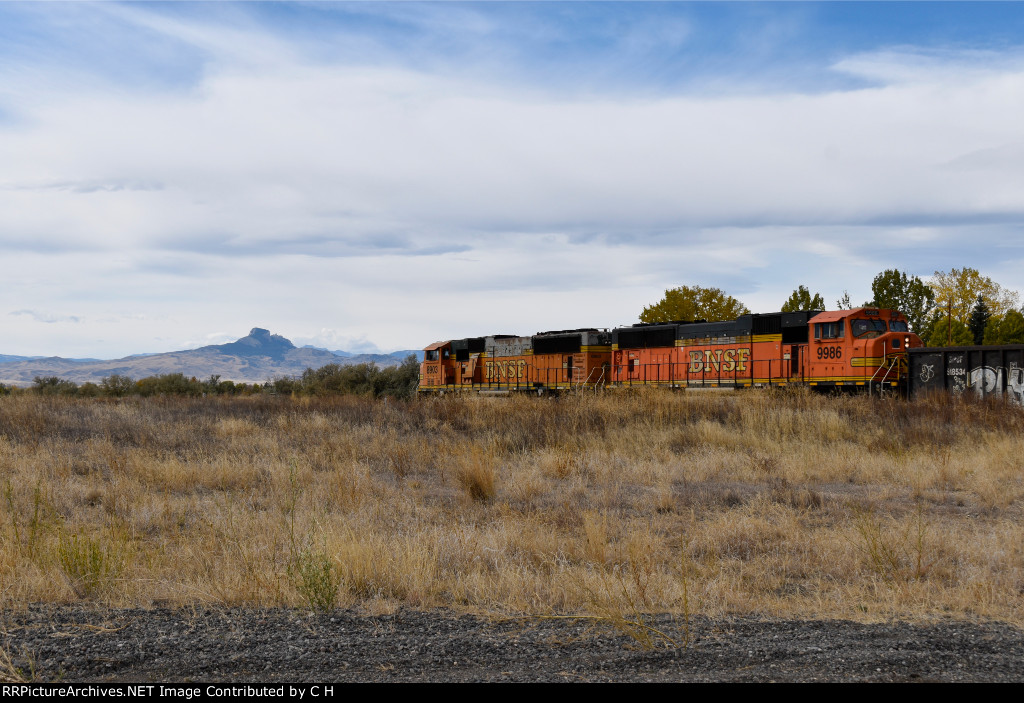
left=2, top=606, right=1023, bottom=682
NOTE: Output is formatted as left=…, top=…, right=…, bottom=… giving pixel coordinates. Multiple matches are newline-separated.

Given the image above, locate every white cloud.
left=2, top=8, right=1024, bottom=356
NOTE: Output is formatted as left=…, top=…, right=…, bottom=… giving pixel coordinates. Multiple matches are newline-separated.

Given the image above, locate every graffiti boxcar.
left=908, top=345, right=1024, bottom=404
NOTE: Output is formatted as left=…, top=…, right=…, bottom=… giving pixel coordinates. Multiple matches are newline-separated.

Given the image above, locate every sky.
left=2, top=1, right=1024, bottom=358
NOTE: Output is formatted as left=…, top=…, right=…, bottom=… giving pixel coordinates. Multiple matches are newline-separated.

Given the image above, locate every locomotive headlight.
left=905, top=336, right=910, bottom=348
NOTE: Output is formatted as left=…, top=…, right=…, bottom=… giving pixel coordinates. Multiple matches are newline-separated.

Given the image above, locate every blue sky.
left=2, top=2, right=1024, bottom=357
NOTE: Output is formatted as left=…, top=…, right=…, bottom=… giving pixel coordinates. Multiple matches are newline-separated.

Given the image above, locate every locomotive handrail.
left=868, top=356, right=891, bottom=389
left=869, top=351, right=908, bottom=392
left=575, top=365, right=605, bottom=392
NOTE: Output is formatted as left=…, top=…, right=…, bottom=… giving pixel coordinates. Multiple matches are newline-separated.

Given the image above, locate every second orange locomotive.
left=419, top=307, right=923, bottom=394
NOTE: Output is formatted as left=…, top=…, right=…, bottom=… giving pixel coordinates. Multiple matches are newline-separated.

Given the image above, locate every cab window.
left=425, top=350, right=439, bottom=361
left=851, top=319, right=887, bottom=338
left=889, top=320, right=909, bottom=332
left=815, top=321, right=844, bottom=339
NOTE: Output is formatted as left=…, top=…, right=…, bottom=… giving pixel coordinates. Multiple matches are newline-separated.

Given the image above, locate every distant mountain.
left=0, top=353, right=100, bottom=364
left=0, top=354, right=41, bottom=364
left=301, top=345, right=423, bottom=362
left=0, top=328, right=419, bottom=387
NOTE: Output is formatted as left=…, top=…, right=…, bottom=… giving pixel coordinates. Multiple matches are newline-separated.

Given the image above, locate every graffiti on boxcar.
left=919, top=364, right=935, bottom=383
left=964, top=364, right=1024, bottom=405
left=946, top=354, right=967, bottom=392
left=969, top=366, right=1001, bottom=394
left=1010, top=366, right=1024, bottom=404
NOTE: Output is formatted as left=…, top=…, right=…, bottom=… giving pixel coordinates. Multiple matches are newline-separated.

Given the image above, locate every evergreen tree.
left=968, top=295, right=990, bottom=345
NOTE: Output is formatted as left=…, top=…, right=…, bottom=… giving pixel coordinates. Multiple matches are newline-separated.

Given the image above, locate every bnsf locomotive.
left=419, top=307, right=924, bottom=394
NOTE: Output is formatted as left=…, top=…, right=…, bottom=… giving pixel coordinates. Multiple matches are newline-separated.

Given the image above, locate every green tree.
left=926, top=317, right=973, bottom=347
left=780, top=285, right=824, bottom=313
left=983, top=309, right=1024, bottom=345
left=1001, top=310, right=1024, bottom=344
left=867, top=269, right=936, bottom=334
left=983, top=315, right=1003, bottom=345
left=968, top=295, right=991, bottom=345
left=930, top=268, right=1020, bottom=325
left=640, top=285, right=749, bottom=323
left=836, top=290, right=853, bottom=310
left=917, top=309, right=942, bottom=345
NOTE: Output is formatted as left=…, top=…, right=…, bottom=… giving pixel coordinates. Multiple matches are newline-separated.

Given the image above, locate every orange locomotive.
left=419, top=329, right=611, bottom=393
left=419, top=307, right=923, bottom=394
left=611, top=307, right=923, bottom=391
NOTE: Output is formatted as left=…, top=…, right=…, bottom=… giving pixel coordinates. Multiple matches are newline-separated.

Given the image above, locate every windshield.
left=851, top=318, right=887, bottom=338
left=889, top=320, right=909, bottom=332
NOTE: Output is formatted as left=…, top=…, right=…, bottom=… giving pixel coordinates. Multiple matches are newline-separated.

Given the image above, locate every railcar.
left=419, top=307, right=923, bottom=394
left=419, top=329, right=611, bottom=394
left=909, top=344, right=1024, bottom=403
left=612, top=307, right=922, bottom=391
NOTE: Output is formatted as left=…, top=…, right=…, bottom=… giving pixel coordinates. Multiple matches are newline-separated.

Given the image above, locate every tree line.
left=0, top=356, right=421, bottom=399
left=641, top=267, right=1024, bottom=347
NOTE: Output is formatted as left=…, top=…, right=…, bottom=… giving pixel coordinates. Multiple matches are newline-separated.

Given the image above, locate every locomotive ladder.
left=869, top=352, right=908, bottom=394
left=574, top=365, right=606, bottom=393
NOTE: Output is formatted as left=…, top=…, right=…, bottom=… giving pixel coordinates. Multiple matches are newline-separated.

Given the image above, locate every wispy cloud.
left=10, top=310, right=81, bottom=324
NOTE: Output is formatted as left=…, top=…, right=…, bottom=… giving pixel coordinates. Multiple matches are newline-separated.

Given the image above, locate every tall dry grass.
left=1, top=389, right=1022, bottom=623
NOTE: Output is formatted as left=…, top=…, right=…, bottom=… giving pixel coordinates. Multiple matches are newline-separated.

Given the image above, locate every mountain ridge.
left=0, top=328, right=421, bottom=387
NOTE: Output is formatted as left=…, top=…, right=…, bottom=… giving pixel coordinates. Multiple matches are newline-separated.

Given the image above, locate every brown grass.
left=1, top=389, right=1023, bottom=624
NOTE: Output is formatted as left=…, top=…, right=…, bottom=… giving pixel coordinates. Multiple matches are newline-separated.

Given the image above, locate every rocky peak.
left=215, top=328, right=296, bottom=359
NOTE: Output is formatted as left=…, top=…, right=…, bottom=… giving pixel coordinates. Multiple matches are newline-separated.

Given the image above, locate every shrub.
left=374, top=356, right=420, bottom=399
left=101, top=374, right=135, bottom=397
left=290, top=549, right=341, bottom=612
left=56, top=531, right=122, bottom=599
left=32, top=376, right=78, bottom=396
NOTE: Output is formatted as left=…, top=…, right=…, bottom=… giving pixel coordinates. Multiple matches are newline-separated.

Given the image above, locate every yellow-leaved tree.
left=640, top=285, right=749, bottom=323
left=929, top=268, right=1019, bottom=325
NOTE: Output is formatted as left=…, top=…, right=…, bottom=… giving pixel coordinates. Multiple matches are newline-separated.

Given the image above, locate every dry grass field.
left=1, top=389, right=1022, bottom=628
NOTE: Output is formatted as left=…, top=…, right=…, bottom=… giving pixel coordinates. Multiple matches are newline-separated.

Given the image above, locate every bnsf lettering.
left=689, top=348, right=748, bottom=373
left=485, top=360, right=527, bottom=381
left=704, top=349, right=722, bottom=372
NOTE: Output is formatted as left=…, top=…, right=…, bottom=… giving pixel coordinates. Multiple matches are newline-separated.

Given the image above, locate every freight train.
left=419, top=306, right=924, bottom=395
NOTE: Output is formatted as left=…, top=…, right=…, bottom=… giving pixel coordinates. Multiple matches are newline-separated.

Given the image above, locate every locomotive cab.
left=419, top=341, right=455, bottom=391
left=807, top=308, right=923, bottom=389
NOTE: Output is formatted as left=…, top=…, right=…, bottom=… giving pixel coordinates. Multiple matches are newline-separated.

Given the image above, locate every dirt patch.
left=3, top=606, right=1022, bottom=682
